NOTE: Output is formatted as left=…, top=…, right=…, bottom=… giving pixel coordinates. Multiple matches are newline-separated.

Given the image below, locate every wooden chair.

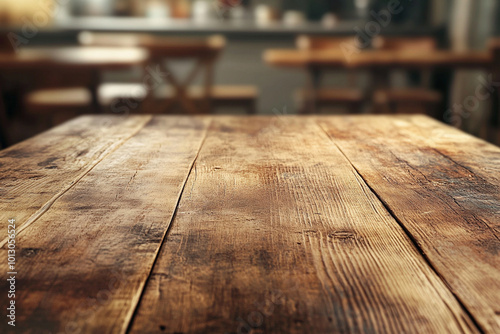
left=295, top=35, right=365, bottom=114
left=22, top=65, right=148, bottom=126
left=371, top=37, right=442, bottom=116
left=80, top=32, right=258, bottom=114
left=24, top=82, right=149, bottom=124
left=20, top=46, right=150, bottom=124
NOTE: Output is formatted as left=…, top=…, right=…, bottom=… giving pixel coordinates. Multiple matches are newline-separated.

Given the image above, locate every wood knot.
left=20, top=248, right=41, bottom=258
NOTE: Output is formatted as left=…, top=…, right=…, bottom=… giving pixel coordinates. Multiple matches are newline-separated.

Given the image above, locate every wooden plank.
left=318, top=115, right=500, bottom=333
left=130, top=116, right=478, bottom=334
left=0, top=115, right=152, bottom=241
left=0, top=116, right=210, bottom=334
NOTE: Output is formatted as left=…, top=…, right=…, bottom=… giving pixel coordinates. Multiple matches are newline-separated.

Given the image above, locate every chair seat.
left=99, top=83, right=148, bottom=105
left=26, top=88, right=92, bottom=109
left=25, top=83, right=147, bottom=113
left=374, top=89, right=442, bottom=104
left=26, top=84, right=258, bottom=115
left=296, top=88, right=365, bottom=103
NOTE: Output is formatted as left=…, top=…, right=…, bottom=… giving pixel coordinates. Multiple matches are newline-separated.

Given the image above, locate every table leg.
left=305, top=66, right=322, bottom=114
left=0, top=86, right=8, bottom=148
left=163, top=62, right=202, bottom=115
left=370, top=68, right=391, bottom=114
left=89, top=70, right=102, bottom=113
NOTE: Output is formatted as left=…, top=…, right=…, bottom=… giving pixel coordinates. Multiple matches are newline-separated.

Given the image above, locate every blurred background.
left=1, top=0, right=500, bottom=147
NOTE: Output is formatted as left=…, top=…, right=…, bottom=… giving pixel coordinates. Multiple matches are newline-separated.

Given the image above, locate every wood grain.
left=130, top=116, right=478, bottom=334
left=318, top=115, right=500, bottom=333
left=0, top=116, right=210, bottom=334
left=0, top=115, right=152, bottom=241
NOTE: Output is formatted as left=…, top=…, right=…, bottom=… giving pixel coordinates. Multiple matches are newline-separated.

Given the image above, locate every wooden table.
left=264, top=49, right=493, bottom=70
left=264, top=49, right=494, bottom=114
left=1, top=115, right=499, bottom=333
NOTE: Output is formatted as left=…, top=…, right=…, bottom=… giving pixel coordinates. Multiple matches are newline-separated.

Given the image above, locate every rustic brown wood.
left=318, top=115, right=500, bottom=333
left=0, top=116, right=210, bottom=333
left=0, top=116, right=152, bottom=241
left=129, top=116, right=478, bottom=334
left=2, top=115, right=499, bottom=333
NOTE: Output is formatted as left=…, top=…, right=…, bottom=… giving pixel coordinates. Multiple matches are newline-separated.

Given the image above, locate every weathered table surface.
left=0, top=115, right=499, bottom=334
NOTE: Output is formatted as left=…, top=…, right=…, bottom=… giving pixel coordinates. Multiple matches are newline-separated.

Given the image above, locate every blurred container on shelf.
left=192, top=0, right=215, bottom=22
left=354, top=0, right=371, bottom=19
left=145, top=0, right=170, bottom=18
left=254, top=4, right=278, bottom=26
left=171, top=0, right=191, bottom=19
left=283, top=10, right=305, bottom=26
left=321, top=13, right=339, bottom=28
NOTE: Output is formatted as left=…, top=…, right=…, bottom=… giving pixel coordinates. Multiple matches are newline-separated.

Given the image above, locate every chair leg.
left=348, top=101, right=363, bottom=114
left=248, top=99, right=257, bottom=115
left=0, top=92, right=8, bottom=148
left=298, top=101, right=308, bottom=115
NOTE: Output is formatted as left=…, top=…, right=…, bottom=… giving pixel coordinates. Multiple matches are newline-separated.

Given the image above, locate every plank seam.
left=122, top=117, right=212, bottom=334
left=317, top=121, right=485, bottom=334
left=0, top=115, right=153, bottom=248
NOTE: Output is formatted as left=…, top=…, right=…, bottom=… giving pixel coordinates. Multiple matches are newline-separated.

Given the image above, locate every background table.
left=264, top=49, right=493, bottom=69
left=0, top=46, right=149, bottom=70
left=264, top=49, right=494, bottom=116
left=0, top=115, right=499, bottom=333
left=0, top=46, right=149, bottom=147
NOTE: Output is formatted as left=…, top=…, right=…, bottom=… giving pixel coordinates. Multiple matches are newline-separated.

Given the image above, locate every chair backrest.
left=79, top=32, right=226, bottom=60
left=296, top=35, right=361, bottom=51
left=372, top=37, right=437, bottom=51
